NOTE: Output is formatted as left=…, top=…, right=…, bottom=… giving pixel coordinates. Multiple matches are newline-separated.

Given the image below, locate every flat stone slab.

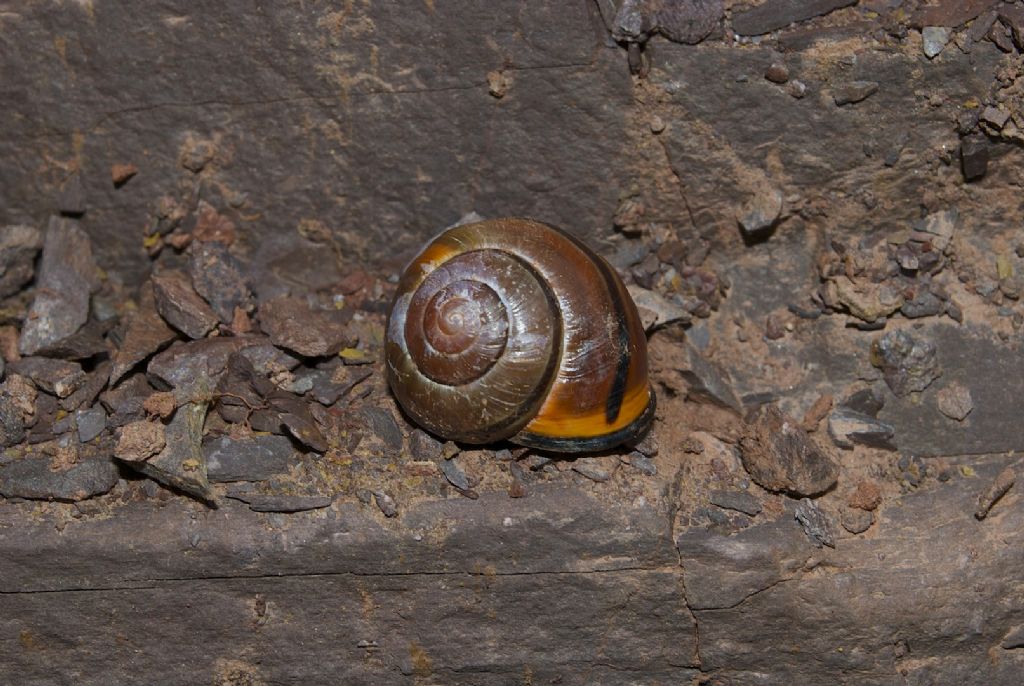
left=1, top=460, right=1021, bottom=683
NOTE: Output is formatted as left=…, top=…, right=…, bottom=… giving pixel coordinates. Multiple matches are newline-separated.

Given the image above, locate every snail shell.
left=385, top=218, right=654, bottom=453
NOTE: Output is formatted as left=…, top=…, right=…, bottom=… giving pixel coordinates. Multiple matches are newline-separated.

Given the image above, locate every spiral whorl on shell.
left=386, top=218, right=654, bottom=453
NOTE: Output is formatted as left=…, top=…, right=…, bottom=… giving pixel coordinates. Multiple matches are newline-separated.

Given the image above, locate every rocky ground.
left=3, top=0, right=1024, bottom=684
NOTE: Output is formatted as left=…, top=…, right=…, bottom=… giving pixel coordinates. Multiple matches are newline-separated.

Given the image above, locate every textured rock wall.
left=1, top=1, right=632, bottom=285
left=4, top=1, right=1024, bottom=684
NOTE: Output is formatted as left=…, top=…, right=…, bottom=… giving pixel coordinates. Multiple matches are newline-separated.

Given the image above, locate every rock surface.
left=2, top=3, right=1024, bottom=684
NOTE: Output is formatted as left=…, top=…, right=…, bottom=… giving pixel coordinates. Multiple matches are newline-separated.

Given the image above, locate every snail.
left=385, top=217, right=655, bottom=453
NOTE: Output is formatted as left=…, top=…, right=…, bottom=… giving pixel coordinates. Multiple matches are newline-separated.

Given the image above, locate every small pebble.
left=624, top=452, right=657, bottom=476
left=840, top=505, right=873, bottom=534
left=794, top=498, right=836, bottom=548
left=847, top=480, right=882, bottom=511
left=764, top=62, right=789, bottom=84
left=921, top=26, right=949, bottom=59
left=571, top=455, right=619, bottom=483
left=787, top=80, right=807, bottom=99
left=439, top=457, right=470, bottom=492
left=936, top=383, right=973, bottom=422
left=75, top=407, right=107, bottom=443
left=508, top=462, right=528, bottom=498
left=374, top=491, right=398, bottom=518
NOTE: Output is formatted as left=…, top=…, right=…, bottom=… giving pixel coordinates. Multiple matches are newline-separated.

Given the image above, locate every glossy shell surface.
left=385, top=218, right=654, bottom=452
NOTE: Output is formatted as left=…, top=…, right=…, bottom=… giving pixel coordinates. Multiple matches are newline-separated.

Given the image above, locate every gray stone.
left=7, top=358, right=86, bottom=398
left=921, top=26, right=949, bottom=58
left=1001, top=625, right=1024, bottom=650
left=709, top=488, right=762, bottom=516
left=373, top=490, right=398, bottom=518
left=624, top=452, right=658, bottom=476
left=689, top=460, right=1024, bottom=681
left=980, top=106, right=1010, bottom=130
left=0, top=402, right=24, bottom=448
left=409, top=429, right=443, bottom=461
left=439, top=456, right=470, bottom=491
left=611, top=0, right=651, bottom=42
left=911, top=0, right=999, bottom=30
left=732, top=0, right=856, bottom=36
left=871, top=329, right=940, bottom=397
left=936, top=382, right=973, bottom=421
left=0, top=455, right=118, bottom=502
left=1, top=3, right=632, bottom=289
left=18, top=217, right=98, bottom=356
left=28, top=318, right=110, bottom=361
left=918, top=208, right=958, bottom=251
left=839, top=504, right=873, bottom=534
left=60, top=362, right=113, bottom=413
left=827, top=407, right=896, bottom=450
left=794, top=498, right=835, bottom=548
left=608, top=240, right=652, bottom=270
left=110, top=281, right=178, bottom=385
left=572, top=455, right=620, bottom=482
left=737, top=186, right=783, bottom=237
left=358, top=406, right=404, bottom=458
left=833, top=81, right=879, bottom=106
left=678, top=341, right=743, bottom=412
left=75, top=407, right=107, bottom=443
left=677, top=512, right=811, bottom=610
left=99, top=373, right=153, bottom=428
left=968, top=10, right=999, bottom=44
left=278, top=407, right=328, bottom=454
left=999, top=6, right=1024, bottom=48
left=189, top=242, right=252, bottom=323
left=152, top=270, right=219, bottom=339
left=120, top=402, right=214, bottom=504
left=203, top=434, right=297, bottom=482
left=900, top=289, right=944, bottom=319
left=282, top=372, right=315, bottom=395
left=238, top=343, right=302, bottom=376
left=0, top=224, right=43, bottom=298
left=627, top=285, right=691, bottom=331
left=147, top=336, right=270, bottom=392
left=258, top=295, right=351, bottom=357
left=612, top=0, right=723, bottom=44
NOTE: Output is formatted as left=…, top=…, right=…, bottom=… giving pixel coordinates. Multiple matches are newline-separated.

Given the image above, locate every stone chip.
left=0, top=455, right=119, bottom=502
left=152, top=270, right=220, bottom=339
left=18, top=217, right=98, bottom=356
left=740, top=405, right=838, bottom=497
left=258, top=295, right=352, bottom=357
left=733, top=0, right=856, bottom=36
